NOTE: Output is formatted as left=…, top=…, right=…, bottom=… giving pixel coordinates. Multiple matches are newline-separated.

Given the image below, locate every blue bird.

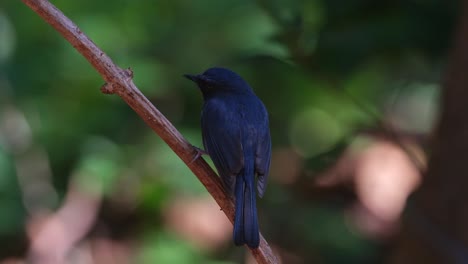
left=184, top=67, right=271, bottom=248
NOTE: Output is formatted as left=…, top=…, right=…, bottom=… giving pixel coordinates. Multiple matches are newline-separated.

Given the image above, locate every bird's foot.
left=190, top=145, right=208, bottom=164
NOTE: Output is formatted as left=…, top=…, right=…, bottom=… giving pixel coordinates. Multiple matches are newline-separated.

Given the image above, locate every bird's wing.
left=255, top=105, right=271, bottom=197
left=202, top=99, right=243, bottom=195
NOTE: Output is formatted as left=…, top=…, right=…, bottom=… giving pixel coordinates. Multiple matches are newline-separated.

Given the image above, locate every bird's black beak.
left=184, top=73, right=215, bottom=87
left=184, top=74, right=199, bottom=82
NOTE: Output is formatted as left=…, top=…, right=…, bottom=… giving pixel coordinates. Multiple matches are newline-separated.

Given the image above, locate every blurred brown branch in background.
left=19, top=0, right=278, bottom=263
left=390, top=0, right=468, bottom=263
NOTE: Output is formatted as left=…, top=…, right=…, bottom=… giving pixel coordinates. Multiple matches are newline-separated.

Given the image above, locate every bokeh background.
left=0, top=0, right=460, bottom=263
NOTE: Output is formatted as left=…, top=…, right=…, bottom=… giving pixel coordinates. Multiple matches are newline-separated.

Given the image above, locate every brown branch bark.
left=20, top=0, right=278, bottom=263
left=389, top=1, right=468, bottom=263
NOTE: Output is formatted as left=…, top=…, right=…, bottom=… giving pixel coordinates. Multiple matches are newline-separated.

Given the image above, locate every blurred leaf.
left=137, top=232, right=204, bottom=264
left=289, top=107, right=344, bottom=158
left=301, top=204, right=379, bottom=263
left=304, top=136, right=352, bottom=173
left=0, top=11, right=15, bottom=64
left=74, top=136, right=122, bottom=195
left=0, top=146, right=25, bottom=236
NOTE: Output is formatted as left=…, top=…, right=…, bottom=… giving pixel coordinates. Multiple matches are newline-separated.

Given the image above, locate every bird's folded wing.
left=255, top=116, right=271, bottom=197
left=202, top=100, right=243, bottom=195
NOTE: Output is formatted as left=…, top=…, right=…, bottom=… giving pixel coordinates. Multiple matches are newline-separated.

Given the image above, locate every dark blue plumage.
left=184, top=67, right=271, bottom=248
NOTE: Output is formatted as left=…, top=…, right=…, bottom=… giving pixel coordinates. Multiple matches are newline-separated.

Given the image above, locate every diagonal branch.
left=20, top=0, right=278, bottom=263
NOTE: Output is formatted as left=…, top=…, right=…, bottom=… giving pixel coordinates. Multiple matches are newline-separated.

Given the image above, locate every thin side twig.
left=20, top=0, right=278, bottom=263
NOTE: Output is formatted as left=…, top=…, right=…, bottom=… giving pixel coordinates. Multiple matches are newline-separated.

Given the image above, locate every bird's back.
left=201, top=92, right=268, bottom=190
left=203, top=92, right=267, bottom=147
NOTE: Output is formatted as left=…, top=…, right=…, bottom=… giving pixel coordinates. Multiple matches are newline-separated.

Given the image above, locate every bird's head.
left=184, top=67, right=253, bottom=97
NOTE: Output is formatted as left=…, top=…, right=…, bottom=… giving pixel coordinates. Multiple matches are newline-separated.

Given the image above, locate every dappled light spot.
left=27, top=183, right=102, bottom=263
left=386, top=82, right=439, bottom=134
left=164, top=196, right=231, bottom=251
left=0, top=106, right=58, bottom=213
left=15, top=147, right=57, bottom=213
left=350, top=140, right=421, bottom=237
left=316, top=136, right=423, bottom=238
left=0, top=106, right=32, bottom=154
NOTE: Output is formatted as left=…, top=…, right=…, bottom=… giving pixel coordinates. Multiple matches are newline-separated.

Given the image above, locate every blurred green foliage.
left=0, top=0, right=457, bottom=263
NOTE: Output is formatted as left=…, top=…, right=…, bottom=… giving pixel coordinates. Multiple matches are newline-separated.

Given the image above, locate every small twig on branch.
left=20, top=0, right=279, bottom=263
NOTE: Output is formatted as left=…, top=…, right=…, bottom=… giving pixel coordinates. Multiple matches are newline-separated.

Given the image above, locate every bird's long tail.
left=233, top=157, right=259, bottom=248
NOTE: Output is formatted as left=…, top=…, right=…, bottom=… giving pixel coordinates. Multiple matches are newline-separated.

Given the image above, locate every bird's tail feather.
left=233, top=158, right=259, bottom=248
